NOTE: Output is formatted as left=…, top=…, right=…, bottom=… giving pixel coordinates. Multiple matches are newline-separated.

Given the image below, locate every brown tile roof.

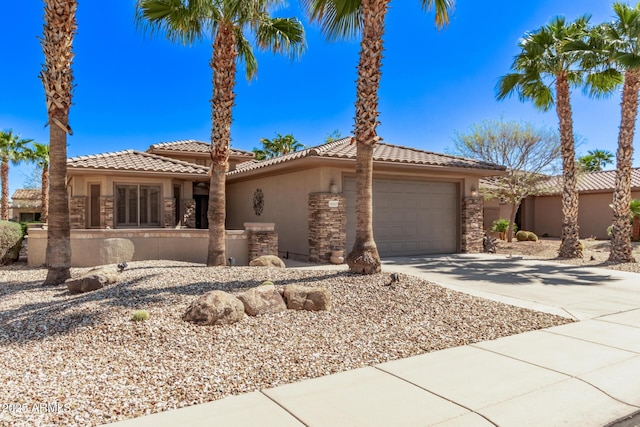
left=148, top=140, right=254, bottom=158
left=67, top=150, right=209, bottom=175
left=533, top=169, right=640, bottom=194
left=11, top=189, right=41, bottom=200
left=228, top=138, right=505, bottom=176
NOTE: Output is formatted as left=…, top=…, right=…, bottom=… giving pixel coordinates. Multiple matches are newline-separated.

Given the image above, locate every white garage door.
left=344, top=178, right=458, bottom=256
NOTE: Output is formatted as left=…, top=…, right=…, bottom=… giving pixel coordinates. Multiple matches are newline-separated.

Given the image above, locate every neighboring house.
left=61, top=137, right=505, bottom=263
left=10, top=189, right=42, bottom=222
left=483, top=168, right=640, bottom=240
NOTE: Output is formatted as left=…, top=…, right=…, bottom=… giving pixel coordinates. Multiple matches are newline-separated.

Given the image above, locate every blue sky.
left=0, top=1, right=631, bottom=196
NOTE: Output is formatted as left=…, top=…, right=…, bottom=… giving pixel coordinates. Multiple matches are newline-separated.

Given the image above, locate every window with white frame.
left=116, top=185, right=161, bottom=227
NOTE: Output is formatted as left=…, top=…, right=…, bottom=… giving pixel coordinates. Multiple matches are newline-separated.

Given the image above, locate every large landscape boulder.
left=249, top=255, right=286, bottom=268
left=66, top=265, right=119, bottom=294
left=283, top=285, right=332, bottom=311
left=183, top=291, right=245, bottom=325
left=99, top=238, right=135, bottom=265
left=237, top=284, right=286, bottom=316
left=0, top=220, right=23, bottom=265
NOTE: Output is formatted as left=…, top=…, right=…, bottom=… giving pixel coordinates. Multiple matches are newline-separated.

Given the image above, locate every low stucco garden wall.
left=28, top=228, right=249, bottom=267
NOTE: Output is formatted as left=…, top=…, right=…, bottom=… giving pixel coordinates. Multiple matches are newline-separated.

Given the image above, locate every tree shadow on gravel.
left=0, top=268, right=348, bottom=344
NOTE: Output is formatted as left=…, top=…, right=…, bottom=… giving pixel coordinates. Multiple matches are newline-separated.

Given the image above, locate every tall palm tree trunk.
left=1, top=158, right=8, bottom=220
left=41, top=165, right=49, bottom=223
left=346, top=0, right=388, bottom=274
left=609, top=69, right=639, bottom=263
left=556, top=73, right=582, bottom=258
left=207, top=23, right=236, bottom=267
left=41, top=0, right=76, bottom=284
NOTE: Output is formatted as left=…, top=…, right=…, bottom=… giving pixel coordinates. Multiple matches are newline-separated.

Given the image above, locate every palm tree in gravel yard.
left=600, top=2, right=640, bottom=263
left=24, top=142, right=51, bottom=223
left=40, top=0, right=76, bottom=285
left=0, top=130, right=32, bottom=221
left=136, top=0, right=305, bottom=266
left=497, top=16, right=619, bottom=259
left=303, top=0, right=453, bottom=274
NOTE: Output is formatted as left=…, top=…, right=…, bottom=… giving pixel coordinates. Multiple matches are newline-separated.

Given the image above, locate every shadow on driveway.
left=383, top=254, right=617, bottom=287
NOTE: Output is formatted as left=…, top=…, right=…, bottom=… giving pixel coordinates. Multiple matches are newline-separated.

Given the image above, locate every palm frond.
left=255, top=17, right=306, bottom=60
left=302, top=0, right=362, bottom=41
left=419, top=0, right=454, bottom=29
left=235, top=28, right=258, bottom=80
left=135, top=0, right=210, bottom=45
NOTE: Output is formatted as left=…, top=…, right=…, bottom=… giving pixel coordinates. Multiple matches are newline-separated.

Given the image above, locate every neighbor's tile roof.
left=229, top=138, right=505, bottom=175
left=149, top=139, right=254, bottom=158
left=11, top=189, right=41, bottom=200
left=534, top=169, right=640, bottom=194
left=67, top=150, right=209, bottom=175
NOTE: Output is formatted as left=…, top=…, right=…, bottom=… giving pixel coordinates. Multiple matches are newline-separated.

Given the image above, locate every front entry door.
left=194, top=195, right=209, bottom=229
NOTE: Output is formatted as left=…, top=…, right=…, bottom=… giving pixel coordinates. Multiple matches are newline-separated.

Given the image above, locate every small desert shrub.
left=131, top=310, right=150, bottom=322
left=0, top=220, right=23, bottom=265
left=261, top=280, right=275, bottom=286
left=527, top=232, right=539, bottom=242
left=542, top=233, right=549, bottom=238
left=578, top=241, right=585, bottom=251
left=491, top=219, right=511, bottom=233
left=515, top=231, right=529, bottom=241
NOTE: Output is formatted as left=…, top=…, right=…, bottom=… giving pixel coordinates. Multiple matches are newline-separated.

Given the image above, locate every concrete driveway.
left=383, top=253, right=640, bottom=320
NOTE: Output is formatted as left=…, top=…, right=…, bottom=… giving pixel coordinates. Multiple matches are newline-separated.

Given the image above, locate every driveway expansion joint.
left=372, top=366, right=499, bottom=427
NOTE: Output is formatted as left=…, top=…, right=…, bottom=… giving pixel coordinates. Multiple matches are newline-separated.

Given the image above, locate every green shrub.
left=0, top=220, right=23, bottom=265
left=527, top=232, right=539, bottom=242
left=515, top=230, right=529, bottom=241
left=131, top=310, right=150, bottom=322
left=490, top=219, right=511, bottom=233
left=261, top=280, right=275, bottom=286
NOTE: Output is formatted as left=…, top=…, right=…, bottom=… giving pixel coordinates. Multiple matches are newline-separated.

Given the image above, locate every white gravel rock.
left=0, top=261, right=571, bottom=426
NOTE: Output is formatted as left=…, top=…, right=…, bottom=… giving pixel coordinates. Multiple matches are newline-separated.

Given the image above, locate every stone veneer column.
left=308, top=193, right=346, bottom=263
left=182, top=199, right=196, bottom=228
left=100, top=197, right=115, bottom=228
left=461, top=196, right=483, bottom=253
left=245, top=223, right=278, bottom=261
left=69, top=197, right=86, bottom=229
left=164, top=198, right=176, bottom=228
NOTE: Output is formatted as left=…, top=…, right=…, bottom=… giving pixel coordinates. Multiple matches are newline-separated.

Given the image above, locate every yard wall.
left=526, top=190, right=640, bottom=240
left=28, top=228, right=249, bottom=267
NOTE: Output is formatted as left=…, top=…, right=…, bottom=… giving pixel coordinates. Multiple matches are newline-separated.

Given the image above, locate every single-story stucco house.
left=28, top=137, right=507, bottom=266
left=10, top=189, right=42, bottom=222
left=483, top=168, right=640, bottom=240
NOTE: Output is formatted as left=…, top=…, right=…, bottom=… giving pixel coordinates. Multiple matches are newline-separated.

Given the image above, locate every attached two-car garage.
left=343, top=177, right=459, bottom=257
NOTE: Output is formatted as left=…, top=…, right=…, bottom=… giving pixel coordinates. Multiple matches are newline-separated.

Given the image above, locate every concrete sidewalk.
left=106, top=256, right=640, bottom=427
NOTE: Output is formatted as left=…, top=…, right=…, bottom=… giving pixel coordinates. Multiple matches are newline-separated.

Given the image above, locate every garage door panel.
left=345, top=178, right=458, bottom=256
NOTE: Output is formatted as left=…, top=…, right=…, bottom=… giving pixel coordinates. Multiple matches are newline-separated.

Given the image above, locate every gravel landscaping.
left=0, top=261, right=572, bottom=426
left=495, top=238, right=640, bottom=273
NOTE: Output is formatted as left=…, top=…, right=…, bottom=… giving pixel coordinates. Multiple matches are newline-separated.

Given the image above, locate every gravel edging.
left=0, top=261, right=572, bottom=426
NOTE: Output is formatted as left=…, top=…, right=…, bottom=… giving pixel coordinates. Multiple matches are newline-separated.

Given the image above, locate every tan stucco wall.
left=226, top=167, right=336, bottom=259
left=528, top=191, right=640, bottom=239
left=28, top=229, right=248, bottom=267
left=69, top=174, right=179, bottom=198
left=227, top=164, right=483, bottom=260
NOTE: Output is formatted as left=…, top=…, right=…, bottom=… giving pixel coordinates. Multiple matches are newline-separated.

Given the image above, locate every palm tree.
left=40, top=0, right=76, bottom=284
left=497, top=16, right=606, bottom=259
left=253, top=132, right=303, bottom=159
left=577, top=149, right=614, bottom=172
left=303, top=0, right=453, bottom=274
left=0, top=130, right=33, bottom=220
left=24, top=142, right=50, bottom=223
left=602, top=2, right=640, bottom=263
left=136, top=0, right=305, bottom=266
